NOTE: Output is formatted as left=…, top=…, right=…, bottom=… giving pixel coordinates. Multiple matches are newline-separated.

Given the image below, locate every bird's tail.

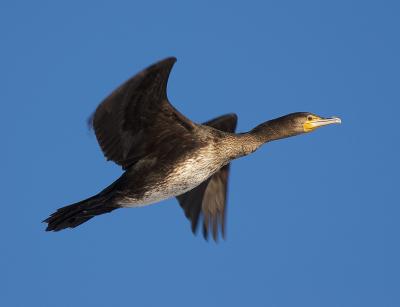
left=44, top=187, right=118, bottom=232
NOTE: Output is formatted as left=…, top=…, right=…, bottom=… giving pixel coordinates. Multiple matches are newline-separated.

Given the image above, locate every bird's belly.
left=119, top=155, right=223, bottom=208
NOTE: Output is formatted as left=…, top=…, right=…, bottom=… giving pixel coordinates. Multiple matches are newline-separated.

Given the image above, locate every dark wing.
left=89, top=57, right=196, bottom=170
left=177, top=113, right=238, bottom=241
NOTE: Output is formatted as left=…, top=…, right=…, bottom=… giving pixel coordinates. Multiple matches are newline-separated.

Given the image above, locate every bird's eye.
left=307, top=116, right=313, bottom=121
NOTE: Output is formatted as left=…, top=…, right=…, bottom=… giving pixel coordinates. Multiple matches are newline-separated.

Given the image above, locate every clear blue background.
left=1, top=1, right=399, bottom=306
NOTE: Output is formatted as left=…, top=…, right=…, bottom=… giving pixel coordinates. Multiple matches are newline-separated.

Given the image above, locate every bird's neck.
left=249, top=117, right=302, bottom=143
left=220, top=117, right=302, bottom=160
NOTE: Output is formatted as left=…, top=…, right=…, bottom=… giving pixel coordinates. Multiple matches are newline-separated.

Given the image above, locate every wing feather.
left=89, top=57, right=195, bottom=169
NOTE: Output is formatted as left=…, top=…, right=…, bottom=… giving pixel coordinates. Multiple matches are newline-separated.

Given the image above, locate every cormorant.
left=44, top=57, right=341, bottom=240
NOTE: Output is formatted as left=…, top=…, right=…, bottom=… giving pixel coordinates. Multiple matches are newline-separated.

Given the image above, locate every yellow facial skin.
left=303, top=115, right=342, bottom=132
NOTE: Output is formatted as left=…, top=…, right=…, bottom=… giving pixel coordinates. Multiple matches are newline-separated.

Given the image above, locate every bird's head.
left=287, top=112, right=342, bottom=134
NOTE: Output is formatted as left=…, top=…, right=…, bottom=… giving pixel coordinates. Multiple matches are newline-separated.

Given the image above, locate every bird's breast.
left=119, top=145, right=225, bottom=207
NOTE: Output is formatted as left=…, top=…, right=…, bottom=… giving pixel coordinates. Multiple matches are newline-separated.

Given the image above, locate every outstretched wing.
left=177, top=113, right=238, bottom=241
left=89, top=57, right=196, bottom=170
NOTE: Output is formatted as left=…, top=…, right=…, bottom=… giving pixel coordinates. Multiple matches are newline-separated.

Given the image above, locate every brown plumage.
left=44, top=57, right=341, bottom=241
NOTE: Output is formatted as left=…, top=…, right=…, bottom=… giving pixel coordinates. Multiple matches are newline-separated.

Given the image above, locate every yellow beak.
left=304, top=117, right=342, bottom=132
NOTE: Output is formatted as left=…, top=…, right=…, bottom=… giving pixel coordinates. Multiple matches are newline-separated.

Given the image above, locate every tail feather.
left=44, top=194, right=117, bottom=231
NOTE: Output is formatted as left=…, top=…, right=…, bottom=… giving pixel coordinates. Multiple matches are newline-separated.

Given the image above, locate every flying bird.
left=44, top=57, right=341, bottom=240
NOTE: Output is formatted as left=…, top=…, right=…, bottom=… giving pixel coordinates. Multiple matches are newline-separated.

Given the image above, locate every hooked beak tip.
left=329, top=117, right=342, bottom=124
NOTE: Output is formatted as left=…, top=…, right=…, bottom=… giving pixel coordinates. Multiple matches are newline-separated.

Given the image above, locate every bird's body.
left=44, top=57, right=341, bottom=240
left=112, top=128, right=231, bottom=208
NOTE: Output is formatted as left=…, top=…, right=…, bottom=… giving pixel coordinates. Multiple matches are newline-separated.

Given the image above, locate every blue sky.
left=1, top=1, right=399, bottom=306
